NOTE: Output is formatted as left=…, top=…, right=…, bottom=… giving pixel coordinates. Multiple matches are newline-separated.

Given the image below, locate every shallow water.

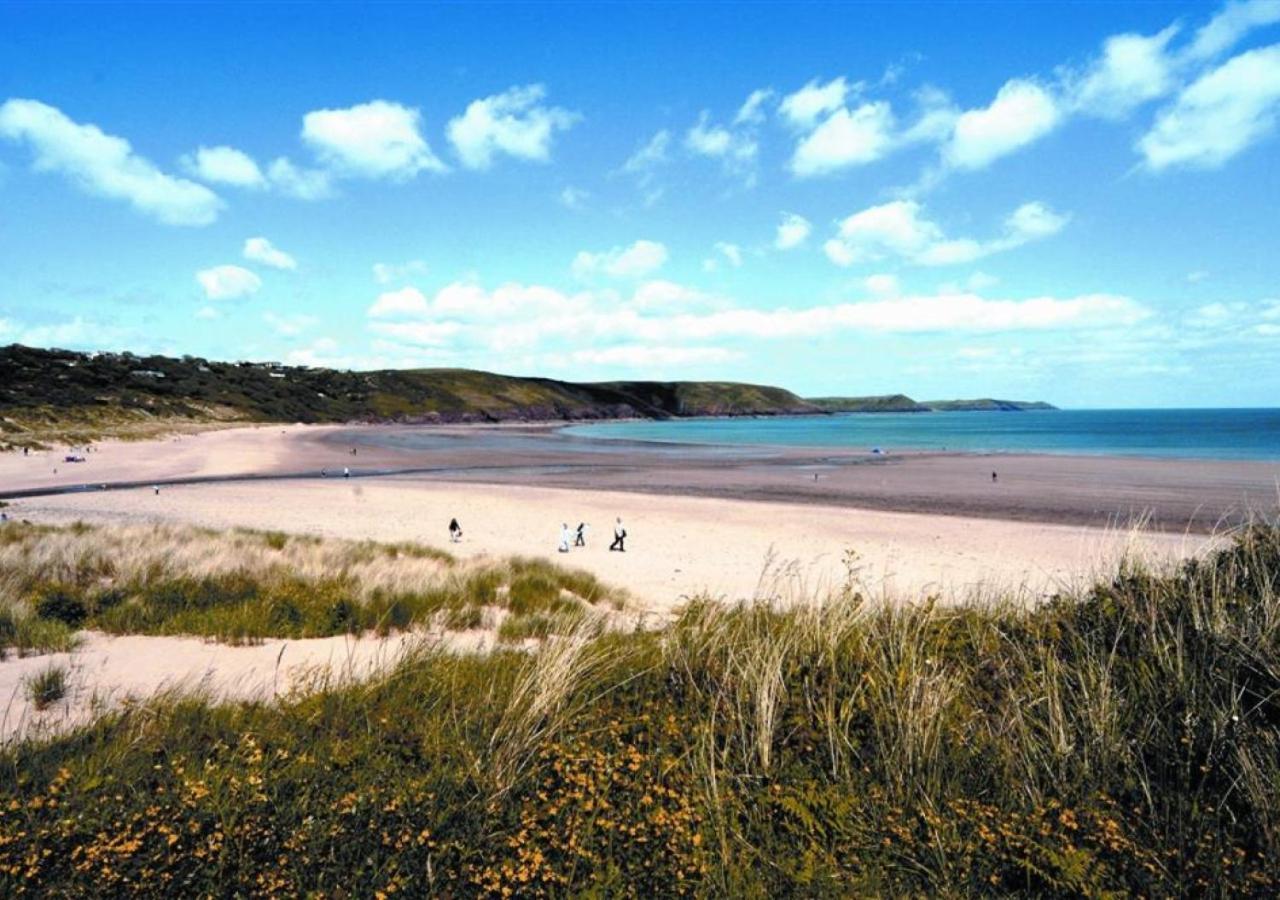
left=563, top=409, right=1280, bottom=461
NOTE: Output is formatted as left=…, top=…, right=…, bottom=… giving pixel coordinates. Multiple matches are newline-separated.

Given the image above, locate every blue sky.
left=2, top=1, right=1279, bottom=407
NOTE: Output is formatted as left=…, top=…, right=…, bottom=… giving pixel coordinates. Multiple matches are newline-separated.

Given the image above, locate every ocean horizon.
left=564, top=408, right=1280, bottom=461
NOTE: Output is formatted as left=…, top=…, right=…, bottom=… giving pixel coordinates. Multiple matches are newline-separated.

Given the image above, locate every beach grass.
left=1, top=524, right=1279, bottom=895
left=0, top=522, right=624, bottom=649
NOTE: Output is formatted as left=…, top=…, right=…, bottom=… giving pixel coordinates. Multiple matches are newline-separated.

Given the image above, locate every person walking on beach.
left=449, top=518, right=462, bottom=543
left=343, top=466, right=350, bottom=479
left=609, top=517, right=627, bottom=552
left=991, top=471, right=998, bottom=483
left=559, top=523, right=572, bottom=553
left=574, top=522, right=587, bottom=547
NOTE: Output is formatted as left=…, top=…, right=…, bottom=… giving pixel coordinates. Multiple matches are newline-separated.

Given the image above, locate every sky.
left=1, top=1, right=1279, bottom=408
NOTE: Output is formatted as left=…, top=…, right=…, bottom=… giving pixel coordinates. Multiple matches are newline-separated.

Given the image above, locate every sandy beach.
left=1, top=423, right=1229, bottom=609
left=0, top=422, right=1248, bottom=740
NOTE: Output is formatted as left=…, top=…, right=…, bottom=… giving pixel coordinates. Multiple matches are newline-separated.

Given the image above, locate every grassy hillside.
left=0, top=344, right=819, bottom=447
left=807, top=394, right=928, bottom=413
left=809, top=394, right=1057, bottom=413
left=922, top=398, right=1058, bottom=411
left=2, top=522, right=1278, bottom=895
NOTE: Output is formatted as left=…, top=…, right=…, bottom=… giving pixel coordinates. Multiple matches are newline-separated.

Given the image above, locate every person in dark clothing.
left=574, top=522, right=587, bottom=547
left=448, top=518, right=462, bottom=543
left=992, top=471, right=998, bottom=483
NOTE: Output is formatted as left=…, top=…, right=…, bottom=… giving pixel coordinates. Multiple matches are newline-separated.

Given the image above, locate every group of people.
left=446, top=517, right=628, bottom=553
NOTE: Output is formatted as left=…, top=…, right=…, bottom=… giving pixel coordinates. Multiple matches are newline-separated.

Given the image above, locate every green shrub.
left=33, top=586, right=87, bottom=628
left=25, top=664, right=68, bottom=710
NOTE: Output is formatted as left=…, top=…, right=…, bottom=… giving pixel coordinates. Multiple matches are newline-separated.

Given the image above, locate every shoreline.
left=2, top=421, right=1277, bottom=533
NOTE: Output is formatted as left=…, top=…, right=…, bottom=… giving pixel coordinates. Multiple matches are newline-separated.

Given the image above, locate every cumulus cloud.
left=266, top=157, right=333, bottom=199
left=685, top=105, right=760, bottom=183
left=263, top=311, right=317, bottom=336
left=1138, top=44, right=1280, bottom=169
left=367, top=286, right=431, bottom=319
left=622, top=129, right=670, bottom=173
left=447, top=84, right=578, bottom=169
left=559, top=186, right=589, bottom=209
left=775, top=212, right=812, bottom=250
left=372, top=259, right=428, bottom=285
left=182, top=145, right=266, bottom=188
left=790, top=101, right=896, bottom=176
left=0, top=98, right=223, bottom=225
left=570, top=345, right=740, bottom=368
left=302, top=100, right=446, bottom=179
left=823, top=200, right=1067, bottom=267
left=779, top=77, right=854, bottom=129
left=572, top=240, right=669, bottom=278
left=244, top=236, right=297, bottom=270
left=734, top=88, right=775, bottom=126
left=1070, top=25, right=1181, bottom=118
left=196, top=265, right=261, bottom=300
left=944, top=80, right=1061, bottom=170
left=1186, top=0, right=1280, bottom=62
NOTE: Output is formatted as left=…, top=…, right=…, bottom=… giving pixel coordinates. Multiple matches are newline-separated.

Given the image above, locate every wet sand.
left=2, top=422, right=1277, bottom=531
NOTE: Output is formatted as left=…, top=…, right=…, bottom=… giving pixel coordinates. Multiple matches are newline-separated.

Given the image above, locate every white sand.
left=1, top=627, right=498, bottom=744
left=15, top=478, right=1205, bottom=610
left=1, top=425, right=1214, bottom=743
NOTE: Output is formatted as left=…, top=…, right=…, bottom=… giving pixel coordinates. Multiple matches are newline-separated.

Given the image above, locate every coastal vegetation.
left=0, top=523, right=623, bottom=652
left=0, top=344, right=818, bottom=448
left=808, top=394, right=1057, bottom=413
left=2, top=520, right=1278, bottom=895
left=1, top=344, right=1053, bottom=449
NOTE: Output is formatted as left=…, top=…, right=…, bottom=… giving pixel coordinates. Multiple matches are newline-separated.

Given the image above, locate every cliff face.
left=0, top=345, right=820, bottom=434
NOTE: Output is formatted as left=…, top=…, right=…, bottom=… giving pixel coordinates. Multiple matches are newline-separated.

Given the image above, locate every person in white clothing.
left=558, top=522, right=572, bottom=553
left=609, top=517, right=626, bottom=552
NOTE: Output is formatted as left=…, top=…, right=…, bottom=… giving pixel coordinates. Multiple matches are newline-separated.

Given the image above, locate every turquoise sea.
left=563, top=409, right=1280, bottom=461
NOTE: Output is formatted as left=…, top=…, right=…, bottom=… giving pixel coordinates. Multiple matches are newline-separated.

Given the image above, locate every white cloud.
left=734, top=88, right=775, bottom=126
left=1138, top=44, right=1280, bottom=170
left=243, top=236, right=297, bottom=271
left=263, top=311, right=317, bottom=336
left=622, top=129, right=670, bottom=173
left=790, top=102, right=896, bottom=176
left=302, top=100, right=446, bottom=178
left=367, top=321, right=464, bottom=348
left=1071, top=25, right=1181, bottom=118
left=0, top=98, right=223, bottom=226
left=714, top=242, right=743, bottom=267
left=1186, top=0, right=1280, bottom=62
left=367, top=286, right=431, bottom=319
left=372, top=260, right=428, bottom=285
left=685, top=108, right=759, bottom=183
left=446, top=84, right=578, bottom=169
left=863, top=274, right=900, bottom=297
left=824, top=199, right=1067, bottom=267
left=775, top=212, right=812, bottom=250
left=196, top=265, right=261, bottom=300
left=182, top=145, right=266, bottom=188
left=779, top=77, right=853, bottom=129
left=195, top=306, right=220, bottom=320
left=266, top=157, right=333, bottom=199
left=944, top=79, right=1061, bottom=170
left=572, top=239, right=669, bottom=278
left=559, top=186, right=589, bottom=209
left=570, top=345, right=740, bottom=368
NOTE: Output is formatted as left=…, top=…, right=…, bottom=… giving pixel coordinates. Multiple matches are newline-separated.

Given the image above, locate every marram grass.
left=2, top=523, right=1279, bottom=895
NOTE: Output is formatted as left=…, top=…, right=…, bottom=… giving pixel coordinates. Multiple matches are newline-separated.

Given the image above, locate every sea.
left=562, top=409, right=1280, bottom=462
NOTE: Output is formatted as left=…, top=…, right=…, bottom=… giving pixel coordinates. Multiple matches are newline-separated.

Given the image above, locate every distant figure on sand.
left=559, top=523, right=572, bottom=553
left=343, top=466, right=350, bottom=479
left=153, top=485, right=160, bottom=496
left=610, top=517, right=627, bottom=552
left=448, top=518, right=462, bottom=542
left=992, top=471, right=998, bottom=483
left=574, top=522, right=587, bottom=547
